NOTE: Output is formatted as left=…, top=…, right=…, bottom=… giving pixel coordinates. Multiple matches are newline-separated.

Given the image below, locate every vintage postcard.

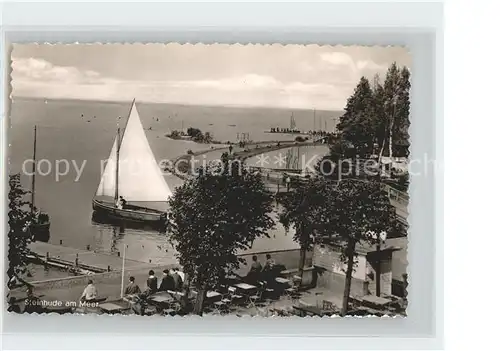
left=7, top=43, right=409, bottom=317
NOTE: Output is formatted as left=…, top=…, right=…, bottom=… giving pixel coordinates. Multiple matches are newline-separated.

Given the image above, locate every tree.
left=392, top=66, right=411, bottom=157
left=336, top=76, right=376, bottom=157
left=374, top=63, right=411, bottom=159
left=279, top=179, right=329, bottom=280
left=313, top=179, right=401, bottom=315
left=167, top=161, right=275, bottom=315
left=315, top=138, right=357, bottom=181
left=8, top=174, right=34, bottom=288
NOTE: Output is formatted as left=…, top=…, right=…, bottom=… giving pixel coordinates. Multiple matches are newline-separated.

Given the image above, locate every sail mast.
left=114, top=127, right=120, bottom=204
left=31, top=125, right=37, bottom=214
left=115, top=99, right=136, bottom=203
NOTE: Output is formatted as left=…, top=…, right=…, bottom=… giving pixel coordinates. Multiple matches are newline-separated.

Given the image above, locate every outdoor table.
left=99, top=302, right=129, bottom=314
left=191, top=290, right=222, bottom=301
left=149, top=295, right=174, bottom=304
left=206, top=291, right=222, bottom=299
left=233, top=283, right=257, bottom=294
left=275, top=277, right=291, bottom=285
left=149, top=291, right=174, bottom=302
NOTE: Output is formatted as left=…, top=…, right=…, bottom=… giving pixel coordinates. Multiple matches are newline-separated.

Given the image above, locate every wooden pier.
left=28, top=242, right=157, bottom=273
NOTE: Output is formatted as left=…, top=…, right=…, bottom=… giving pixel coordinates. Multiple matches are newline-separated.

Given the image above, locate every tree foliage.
left=314, top=179, right=401, bottom=314
left=336, top=64, right=411, bottom=158
left=279, top=178, right=331, bottom=278
left=8, top=174, right=33, bottom=283
left=336, top=77, right=375, bottom=157
left=167, top=160, right=275, bottom=314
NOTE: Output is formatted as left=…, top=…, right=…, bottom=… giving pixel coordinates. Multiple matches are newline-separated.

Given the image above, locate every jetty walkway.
left=28, top=241, right=162, bottom=274
left=165, top=139, right=322, bottom=180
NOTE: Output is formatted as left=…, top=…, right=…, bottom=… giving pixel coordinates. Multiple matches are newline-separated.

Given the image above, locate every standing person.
left=159, top=269, right=175, bottom=292
left=146, top=270, right=158, bottom=294
left=124, top=276, right=141, bottom=296
left=80, top=279, right=98, bottom=302
left=171, top=268, right=182, bottom=291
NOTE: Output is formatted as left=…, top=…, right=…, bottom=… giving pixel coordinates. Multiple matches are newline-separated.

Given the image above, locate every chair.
left=284, top=281, right=300, bottom=302
left=247, top=290, right=263, bottom=310
left=226, top=286, right=244, bottom=305
left=322, top=300, right=335, bottom=311
left=212, top=299, right=229, bottom=315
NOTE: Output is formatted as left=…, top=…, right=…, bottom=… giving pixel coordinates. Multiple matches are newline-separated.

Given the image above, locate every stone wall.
left=315, top=270, right=368, bottom=297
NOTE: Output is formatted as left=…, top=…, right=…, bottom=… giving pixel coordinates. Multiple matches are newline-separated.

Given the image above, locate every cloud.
left=10, top=53, right=392, bottom=110
left=12, top=58, right=103, bottom=84
left=320, top=52, right=388, bottom=77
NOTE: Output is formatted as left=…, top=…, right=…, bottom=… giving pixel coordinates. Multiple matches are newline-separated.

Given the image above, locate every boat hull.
left=92, top=199, right=166, bottom=224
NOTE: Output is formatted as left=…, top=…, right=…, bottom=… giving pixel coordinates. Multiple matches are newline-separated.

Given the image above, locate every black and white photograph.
left=7, top=43, right=410, bottom=317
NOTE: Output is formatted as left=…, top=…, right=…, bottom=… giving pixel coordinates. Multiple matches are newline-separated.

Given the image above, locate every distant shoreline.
left=11, top=95, right=340, bottom=114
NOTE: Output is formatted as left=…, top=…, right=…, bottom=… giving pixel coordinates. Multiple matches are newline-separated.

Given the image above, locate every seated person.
left=80, top=279, right=98, bottom=302
left=145, top=270, right=158, bottom=295
left=245, top=255, right=262, bottom=284
left=124, top=276, right=141, bottom=296
left=119, top=196, right=127, bottom=209
left=158, top=269, right=175, bottom=292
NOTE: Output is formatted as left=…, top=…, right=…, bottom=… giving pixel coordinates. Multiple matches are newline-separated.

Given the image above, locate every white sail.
left=95, top=101, right=173, bottom=202
left=96, top=135, right=118, bottom=198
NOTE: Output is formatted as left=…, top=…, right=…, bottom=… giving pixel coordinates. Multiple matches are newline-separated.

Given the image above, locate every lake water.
left=9, top=97, right=338, bottom=264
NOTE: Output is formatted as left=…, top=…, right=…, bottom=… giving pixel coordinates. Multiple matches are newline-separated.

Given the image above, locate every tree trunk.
left=181, top=274, right=191, bottom=312
left=376, top=243, right=381, bottom=297
left=193, top=285, right=207, bottom=316
left=298, top=245, right=306, bottom=281
left=341, top=238, right=356, bottom=316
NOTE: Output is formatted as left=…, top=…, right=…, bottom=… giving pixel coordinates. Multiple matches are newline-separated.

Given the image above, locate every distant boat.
left=228, top=124, right=236, bottom=127
left=208, top=123, right=214, bottom=126
left=92, top=99, right=173, bottom=224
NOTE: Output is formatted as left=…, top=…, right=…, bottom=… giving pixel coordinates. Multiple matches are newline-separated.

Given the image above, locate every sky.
left=11, top=44, right=410, bottom=111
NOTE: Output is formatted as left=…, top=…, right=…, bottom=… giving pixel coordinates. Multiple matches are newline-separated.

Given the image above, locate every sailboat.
left=30, top=126, right=51, bottom=240
left=92, top=100, right=173, bottom=224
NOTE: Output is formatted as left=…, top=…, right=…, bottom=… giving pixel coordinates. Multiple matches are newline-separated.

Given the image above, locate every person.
left=159, top=269, right=175, bottom=292
left=264, top=254, right=275, bottom=271
left=124, top=276, right=141, bottom=296
left=119, top=196, right=127, bottom=209
left=33, top=207, right=40, bottom=222
left=176, top=269, right=185, bottom=286
left=246, top=255, right=262, bottom=284
left=262, top=254, right=276, bottom=285
left=171, top=268, right=182, bottom=291
left=146, top=270, right=158, bottom=294
left=80, top=279, right=98, bottom=302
